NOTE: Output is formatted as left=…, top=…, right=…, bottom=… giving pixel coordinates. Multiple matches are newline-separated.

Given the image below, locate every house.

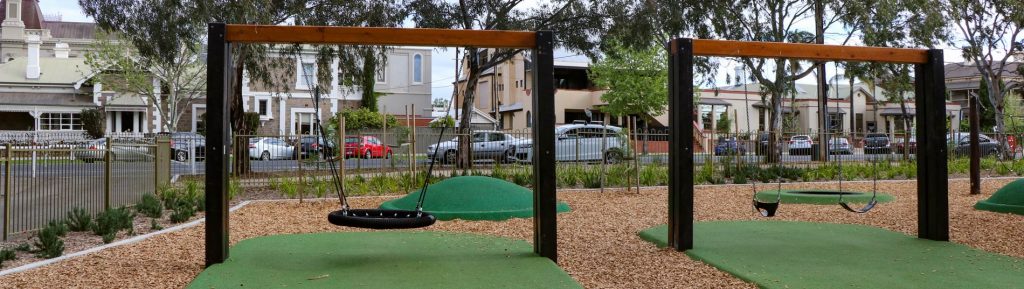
left=183, top=47, right=435, bottom=135
left=457, top=51, right=962, bottom=139
left=699, top=80, right=963, bottom=137
left=455, top=52, right=663, bottom=131
left=944, top=59, right=1023, bottom=116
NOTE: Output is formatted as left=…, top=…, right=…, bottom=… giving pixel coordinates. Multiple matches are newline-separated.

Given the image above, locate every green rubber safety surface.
left=754, top=189, right=894, bottom=205
left=639, top=221, right=1024, bottom=289
left=188, top=231, right=582, bottom=289
left=380, top=176, right=571, bottom=220
left=975, top=178, right=1024, bottom=215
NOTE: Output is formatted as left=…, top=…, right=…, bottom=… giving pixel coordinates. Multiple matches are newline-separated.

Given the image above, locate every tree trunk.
left=766, top=64, right=786, bottom=164
left=361, top=54, right=378, bottom=112
left=990, top=85, right=1009, bottom=160
left=457, top=49, right=481, bottom=170
left=231, top=48, right=252, bottom=175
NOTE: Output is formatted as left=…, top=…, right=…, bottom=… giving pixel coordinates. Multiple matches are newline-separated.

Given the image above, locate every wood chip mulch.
left=1, top=178, right=1022, bottom=289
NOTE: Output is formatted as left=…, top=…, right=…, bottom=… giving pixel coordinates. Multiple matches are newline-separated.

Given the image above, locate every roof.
left=43, top=21, right=98, bottom=39
left=0, top=91, right=93, bottom=107
left=710, top=82, right=902, bottom=102
left=0, top=57, right=95, bottom=85
left=0, top=0, right=43, bottom=29
left=945, top=62, right=1022, bottom=79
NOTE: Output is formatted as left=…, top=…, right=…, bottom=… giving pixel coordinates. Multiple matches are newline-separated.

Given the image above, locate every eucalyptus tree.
left=408, top=0, right=608, bottom=169
left=944, top=0, right=1024, bottom=155
left=839, top=0, right=949, bottom=160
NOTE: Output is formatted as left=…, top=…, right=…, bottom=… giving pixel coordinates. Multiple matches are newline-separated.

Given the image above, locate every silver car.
left=74, top=138, right=154, bottom=162
left=518, top=123, right=627, bottom=163
left=248, top=137, right=295, bottom=160
left=426, top=131, right=524, bottom=163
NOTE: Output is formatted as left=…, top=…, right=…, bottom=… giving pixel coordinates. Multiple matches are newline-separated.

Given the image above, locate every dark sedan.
left=862, top=133, right=891, bottom=154
left=714, top=137, right=747, bottom=156
left=297, top=135, right=335, bottom=159
left=168, top=132, right=206, bottom=162
left=953, top=134, right=1001, bottom=157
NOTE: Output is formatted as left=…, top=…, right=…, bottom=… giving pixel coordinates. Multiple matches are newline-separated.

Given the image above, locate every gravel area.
left=1, top=178, right=1022, bottom=288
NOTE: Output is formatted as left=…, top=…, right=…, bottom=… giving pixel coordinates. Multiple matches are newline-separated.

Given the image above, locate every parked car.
left=426, top=131, right=524, bottom=163
left=714, top=137, right=746, bottom=156
left=862, top=133, right=891, bottom=154
left=167, top=132, right=206, bottom=162
left=74, top=138, right=154, bottom=162
left=953, top=133, right=1001, bottom=157
left=296, top=135, right=334, bottom=160
left=755, top=132, right=771, bottom=155
left=788, top=135, right=813, bottom=155
left=517, top=123, right=626, bottom=164
left=828, top=137, right=853, bottom=155
left=345, top=135, right=393, bottom=159
left=248, top=137, right=295, bottom=160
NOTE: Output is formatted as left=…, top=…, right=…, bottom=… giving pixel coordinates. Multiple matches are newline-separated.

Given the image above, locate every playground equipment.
left=975, top=178, right=1024, bottom=216
left=204, top=24, right=559, bottom=266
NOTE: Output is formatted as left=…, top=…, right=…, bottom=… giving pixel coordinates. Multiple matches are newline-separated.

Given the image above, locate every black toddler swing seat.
left=328, top=209, right=436, bottom=229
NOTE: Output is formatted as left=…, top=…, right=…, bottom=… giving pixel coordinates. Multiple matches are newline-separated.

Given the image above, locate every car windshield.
left=866, top=133, right=886, bottom=138
left=792, top=136, right=810, bottom=141
left=345, top=137, right=361, bottom=143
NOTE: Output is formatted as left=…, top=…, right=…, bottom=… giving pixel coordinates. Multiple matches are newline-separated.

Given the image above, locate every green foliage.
left=150, top=219, right=163, bottom=231
left=32, top=225, right=65, bottom=259
left=229, top=178, right=243, bottom=201
left=581, top=168, right=603, bottom=188
left=46, top=219, right=68, bottom=237
left=66, top=208, right=93, bottom=232
left=241, top=112, right=262, bottom=135
left=716, top=111, right=732, bottom=134
left=0, top=248, right=15, bottom=268
left=430, top=115, right=456, bottom=128
left=639, top=165, right=668, bottom=186
left=277, top=178, right=299, bottom=198
left=1003, top=93, right=1024, bottom=134
left=14, top=243, right=31, bottom=252
left=557, top=165, right=583, bottom=188
left=80, top=108, right=106, bottom=139
left=332, top=107, right=399, bottom=131
left=590, top=40, right=668, bottom=117
left=169, top=203, right=196, bottom=223
left=136, top=193, right=163, bottom=218
left=92, top=208, right=135, bottom=242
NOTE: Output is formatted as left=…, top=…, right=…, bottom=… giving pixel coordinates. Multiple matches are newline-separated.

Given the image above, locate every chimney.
left=54, top=42, right=69, bottom=58
left=25, top=34, right=40, bottom=79
left=733, top=66, right=745, bottom=86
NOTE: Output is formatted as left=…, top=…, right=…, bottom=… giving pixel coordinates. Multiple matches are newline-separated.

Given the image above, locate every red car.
left=344, top=136, right=392, bottom=159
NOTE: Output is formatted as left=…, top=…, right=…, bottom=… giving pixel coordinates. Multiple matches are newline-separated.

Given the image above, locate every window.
left=472, top=133, right=487, bottom=142
left=489, top=133, right=505, bottom=141
left=258, top=99, right=269, bottom=117
left=300, top=63, right=315, bottom=88
left=8, top=2, right=19, bottom=20
left=526, top=111, right=532, bottom=128
left=376, top=67, right=387, bottom=83
left=413, top=54, right=423, bottom=84
left=827, top=113, right=843, bottom=132
left=40, top=113, right=82, bottom=131
left=295, top=112, right=316, bottom=135
left=758, top=109, right=766, bottom=131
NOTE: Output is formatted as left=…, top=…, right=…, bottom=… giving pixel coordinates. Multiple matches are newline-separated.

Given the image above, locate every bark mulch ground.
left=1, top=178, right=1022, bottom=288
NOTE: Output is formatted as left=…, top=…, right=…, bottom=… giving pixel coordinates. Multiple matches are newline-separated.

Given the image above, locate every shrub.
left=32, top=225, right=64, bottom=258
left=136, top=194, right=163, bottom=218
left=80, top=108, right=106, bottom=139
left=581, top=169, right=602, bottom=188
left=46, top=219, right=68, bottom=237
left=92, top=208, right=135, bottom=241
left=169, top=203, right=196, bottom=223
left=0, top=248, right=15, bottom=268
left=229, top=178, right=243, bottom=200
left=333, top=107, right=399, bottom=130
left=150, top=219, right=163, bottom=231
left=66, top=207, right=93, bottom=232
left=14, top=243, right=30, bottom=252
left=278, top=178, right=299, bottom=198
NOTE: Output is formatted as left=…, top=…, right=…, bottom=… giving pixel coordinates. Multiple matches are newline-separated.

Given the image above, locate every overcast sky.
left=41, top=0, right=978, bottom=102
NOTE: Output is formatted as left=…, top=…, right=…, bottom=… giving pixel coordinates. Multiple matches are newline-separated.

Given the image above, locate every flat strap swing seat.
left=328, top=209, right=436, bottom=229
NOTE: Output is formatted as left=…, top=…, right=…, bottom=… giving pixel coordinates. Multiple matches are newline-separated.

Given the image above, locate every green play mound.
left=380, top=176, right=571, bottom=220
left=639, top=221, right=1024, bottom=289
left=188, top=232, right=581, bottom=289
left=975, top=178, right=1024, bottom=215
left=754, top=189, right=894, bottom=205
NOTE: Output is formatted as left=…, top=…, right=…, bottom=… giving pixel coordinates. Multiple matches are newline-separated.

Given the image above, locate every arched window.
left=413, top=54, right=423, bottom=84
left=526, top=111, right=532, bottom=128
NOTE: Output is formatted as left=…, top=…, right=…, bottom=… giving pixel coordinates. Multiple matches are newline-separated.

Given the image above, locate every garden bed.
left=0, top=178, right=1022, bottom=288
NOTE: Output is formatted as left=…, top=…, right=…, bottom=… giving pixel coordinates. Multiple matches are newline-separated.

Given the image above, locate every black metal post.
left=667, top=38, right=695, bottom=250
left=914, top=49, right=949, bottom=241
left=532, top=31, right=558, bottom=262
left=205, top=22, right=231, bottom=266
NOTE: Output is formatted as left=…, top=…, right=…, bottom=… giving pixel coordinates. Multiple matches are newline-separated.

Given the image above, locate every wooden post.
left=3, top=144, right=11, bottom=241
left=411, top=104, right=417, bottom=178
left=382, top=105, right=389, bottom=175
left=668, top=38, right=695, bottom=251
left=632, top=116, right=640, bottom=191
left=104, top=136, right=112, bottom=211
